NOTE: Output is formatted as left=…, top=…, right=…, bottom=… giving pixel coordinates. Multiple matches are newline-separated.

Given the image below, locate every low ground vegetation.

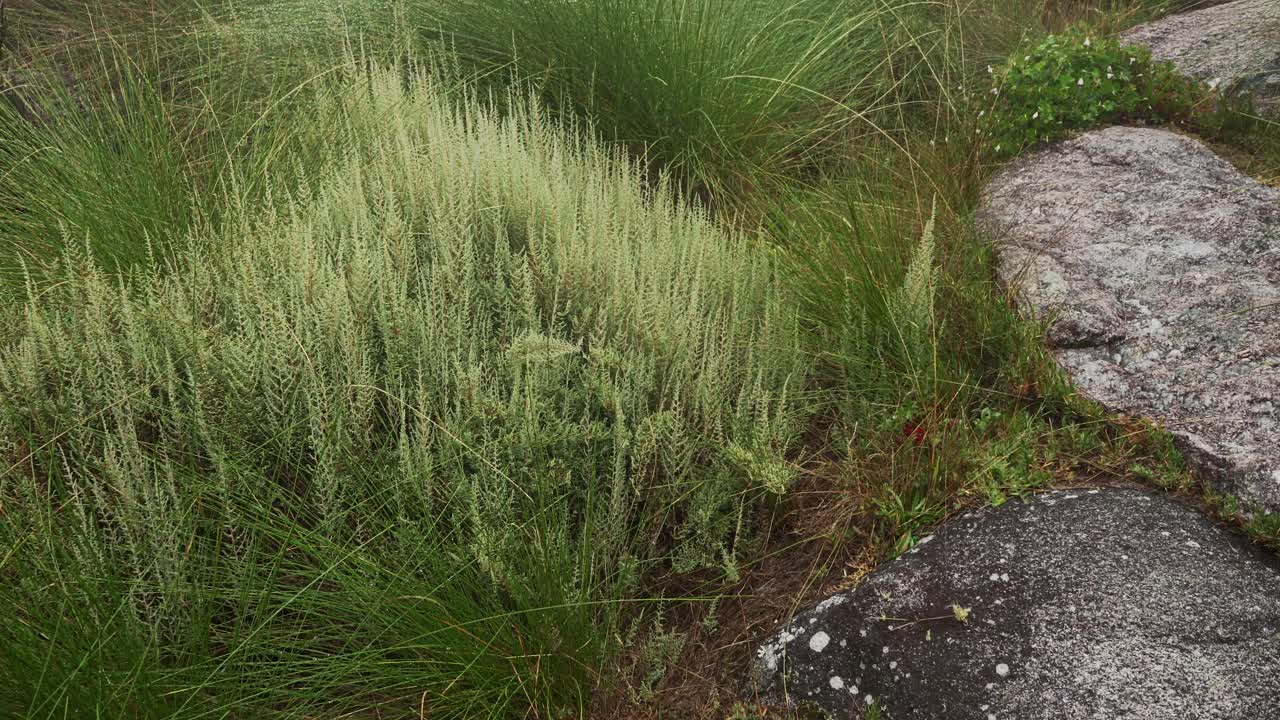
left=2, top=63, right=812, bottom=717
left=0, top=1, right=1276, bottom=718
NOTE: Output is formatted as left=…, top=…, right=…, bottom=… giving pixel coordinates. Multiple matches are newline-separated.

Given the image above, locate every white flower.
left=987, top=65, right=994, bottom=74
left=995, top=144, right=1001, bottom=152
left=1024, top=55, right=1031, bottom=62
left=1107, top=73, right=1114, bottom=79
left=1031, top=111, right=1039, bottom=119
left=1130, top=57, right=1137, bottom=64
left=991, top=87, right=999, bottom=95
left=1083, top=37, right=1091, bottom=47
left=1077, top=78, right=1084, bottom=86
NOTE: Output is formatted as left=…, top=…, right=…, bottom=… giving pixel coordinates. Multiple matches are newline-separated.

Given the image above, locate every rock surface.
left=752, top=488, right=1280, bottom=719
left=976, top=127, right=1280, bottom=513
left=1121, top=0, right=1280, bottom=113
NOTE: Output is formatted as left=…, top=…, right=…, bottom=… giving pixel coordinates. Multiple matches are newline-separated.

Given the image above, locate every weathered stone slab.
left=976, top=127, right=1280, bottom=512
left=1122, top=0, right=1280, bottom=113
left=752, top=488, right=1280, bottom=719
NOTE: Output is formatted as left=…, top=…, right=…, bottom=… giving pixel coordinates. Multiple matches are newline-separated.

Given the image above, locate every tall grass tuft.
left=0, top=61, right=807, bottom=718
left=404, top=0, right=929, bottom=203
left=0, top=41, right=205, bottom=285
left=0, top=3, right=370, bottom=294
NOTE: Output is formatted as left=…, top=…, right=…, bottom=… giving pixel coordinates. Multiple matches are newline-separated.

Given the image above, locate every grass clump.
left=0, top=62, right=808, bottom=717
left=409, top=0, right=925, bottom=203
left=0, top=34, right=342, bottom=295
left=0, top=44, right=205, bottom=285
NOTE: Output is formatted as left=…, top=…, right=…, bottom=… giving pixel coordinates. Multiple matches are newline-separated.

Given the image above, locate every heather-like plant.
left=890, top=200, right=939, bottom=376
left=0, top=62, right=807, bottom=717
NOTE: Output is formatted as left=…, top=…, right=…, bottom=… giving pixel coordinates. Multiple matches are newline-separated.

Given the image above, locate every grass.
left=0, top=59, right=808, bottom=718
left=0, top=1, right=379, bottom=293
left=406, top=0, right=940, bottom=206
left=1, top=0, right=1275, bottom=718
left=1210, top=108, right=1280, bottom=186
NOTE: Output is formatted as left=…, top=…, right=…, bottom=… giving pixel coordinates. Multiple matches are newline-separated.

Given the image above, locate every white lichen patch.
left=829, top=676, right=844, bottom=690
left=757, top=642, right=781, bottom=672
left=815, top=594, right=848, bottom=613
left=757, top=624, right=805, bottom=672
left=809, top=631, right=831, bottom=653
left=996, top=663, right=1010, bottom=677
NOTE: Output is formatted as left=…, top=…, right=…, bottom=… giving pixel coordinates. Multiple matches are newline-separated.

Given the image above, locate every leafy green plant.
left=873, top=486, right=949, bottom=558
left=981, top=29, right=1210, bottom=155
left=970, top=407, right=1058, bottom=501
left=1245, top=511, right=1280, bottom=549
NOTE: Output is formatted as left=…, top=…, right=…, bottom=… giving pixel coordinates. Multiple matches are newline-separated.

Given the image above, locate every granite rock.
left=1122, top=0, right=1280, bottom=114
left=976, top=126, right=1280, bottom=512
left=752, top=489, right=1280, bottom=719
